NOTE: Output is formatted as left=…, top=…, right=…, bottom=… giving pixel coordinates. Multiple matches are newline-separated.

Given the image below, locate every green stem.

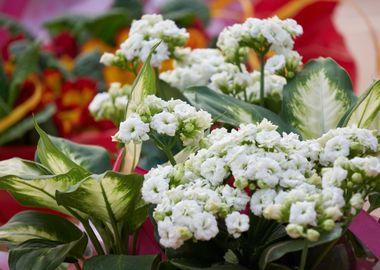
left=259, top=53, right=265, bottom=107
left=81, top=219, right=106, bottom=255
left=299, top=240, right=308, bottom=270
left=310, top=237, right=340, bottom=270
left=150, top=133, right=176, bottom=165
left=65, top=207, right=105, bottom=255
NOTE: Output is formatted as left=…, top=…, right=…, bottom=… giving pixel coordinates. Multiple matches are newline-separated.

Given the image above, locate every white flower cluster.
left=100, top=14, right=189, bottom=68
left=142, top=120, right=380, bottom=248
left=209, top=68, right=286, bottom=104
left=159, top=48, right=229, bottom=90
left=217, top=16, right=303, bottom=62
left=89, top=82, right=131, bottom=124
left=265, top=51, right=302, bottom=79
left=113, top=95, right=212, bottom=146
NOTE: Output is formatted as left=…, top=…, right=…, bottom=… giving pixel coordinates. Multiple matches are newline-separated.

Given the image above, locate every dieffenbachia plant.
left=0, top=47, right=162, bottom=270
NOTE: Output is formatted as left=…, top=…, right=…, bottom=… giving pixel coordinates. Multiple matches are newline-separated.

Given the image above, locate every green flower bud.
left=286, top=224, right=303, bottom=239
left=322, top=219, right=335, bottom=231
left=234, top=177, right=248, bottom=189
left=306, top=229, right=320, bottom=242
left=352, top=173, right=363, bottom=184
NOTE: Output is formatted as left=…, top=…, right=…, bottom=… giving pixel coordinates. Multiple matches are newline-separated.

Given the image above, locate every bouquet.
left=0, top=13, right=380, bottom=270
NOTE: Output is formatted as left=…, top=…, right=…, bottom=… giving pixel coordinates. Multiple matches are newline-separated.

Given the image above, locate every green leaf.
left=41, top=135, right=112, bottom=174
left=112, top=0, right=143, bottom=17
left=160, top=0, right=210, bottom=27
left=122, top=43, right=158, bottom=173
left=9, top=236, right=87, bottom=270
left=83, top=255, right=158, bottom=270
left=310, top=244, right=350, bottom=270
left=340, top=80, right=380, bottom=129
left=0, top=59, right=9, bottom=111
left=368, top=192, right=380, bottom=213
left=170, top=259, right=249, bottom=270
left=55, top=172, right=144, bottom=224
left=8, top=41, right=40, bottom=107
left=157, top=78, right=189, bottom=102
left=35, top=122, right=89, bottom=177
left=0, top=168, right=84, bottom=216
left=43, top=15, right=87, bottom=36
left=0, top=211, right=84, bottom=247
left=0, top=158, right=50, bottom=178
left=184, top=86, right=296, bottom=134
left=281, top=58, right=356, bottom=139
left=72, top=50, right=104, bottom=86
left=259, top=225, right=342, bottom=270
left=0, top=14, right=34, bottom=38
left=84, top=9, right=136, bottom=45
left=0, top=104, right=56, bottom=146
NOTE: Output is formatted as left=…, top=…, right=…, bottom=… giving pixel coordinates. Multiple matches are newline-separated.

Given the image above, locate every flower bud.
left=263, top=204, right=282, bottom=220
left=351, top=173, right=363, bottom=184
left=286, top=224, right=303, bottom=239
left=306, top=229, right=320, bottom=242
left=322, top=219, right=335, bottom=231
left=350, top=193, right=364, bottom=209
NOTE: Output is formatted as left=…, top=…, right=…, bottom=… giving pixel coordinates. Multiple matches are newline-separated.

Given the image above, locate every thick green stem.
left=150, top=133, right=176, bottom=165
left=259, top=53, right=265, bottom=107
left=299, top=240, right=308, bottom=270
left=65, top=207, right=105, bottom=255
left=81, top=219, right=106, bottom=255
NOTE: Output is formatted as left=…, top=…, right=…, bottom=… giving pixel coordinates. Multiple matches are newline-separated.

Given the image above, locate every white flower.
left=289, top=201, right=317, bottom=226
left=115, top=96, right=128, bottom=110
left=151, top=111, right=178, bottom=136
left=113, top=113, right=150, bottom=143
left=225, top=212, right=249, bottom=238
left=221, top=185, right=250, bottom=211
left=265, top=55, right=285, bottom=73
left=322, top=166, right=348, bottom=188
left=89, top=92, right=111, bottom=114
left=280, top=169, right=305, bottom=188
left=256, top=130, right=281, bottom=148
left=250, top=189, right=277, bottom=215
left=172, top=200, right=202, bottom=226
left=350, top=193, right=364, bottom=209
left=139, top=39, right=170, bottom=67
left=100, top=52, right=114, bottom=66
left=141, top=178, right=169, bottom=204
left=320, top=136, right=350, bottom=165
left=200, top=157, right=228, bottom=186
left=158, top=218, right=186, bottom=249
left=191, top=212, right=219, bottom=241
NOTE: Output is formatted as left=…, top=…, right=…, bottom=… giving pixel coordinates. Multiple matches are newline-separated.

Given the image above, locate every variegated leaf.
left=282, top=58, right=356, bottom=139
left=35, top=122, right=89, bottom=177
left=0, top=168, right=84, bottom=216
left=0, top=211, right=84, bottom=247
left=184, top=86, right=296, bottom=134
left=122, top=43, right=158, bottom=173
left=41, top=136, right=112, bottom=174
left=0, top=158, right=50, bottom=177
left=55, top=172, right=144, bottom=224
left=341, top=80, right=380, bottom=129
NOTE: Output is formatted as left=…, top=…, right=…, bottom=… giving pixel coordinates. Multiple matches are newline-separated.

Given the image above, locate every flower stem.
left=150, top=133, right=176, bottom=165
left=299, top=240, right=308, bottom=270
left=310, top=237, right=340, bottom=270
left=259, top=53, right=265, bottom=107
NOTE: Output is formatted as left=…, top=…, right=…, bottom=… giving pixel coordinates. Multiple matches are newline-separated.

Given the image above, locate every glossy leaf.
left=259, top=225, right=342, bottom=270
left=368, top=192, right=380, bottom=213
left=0, top=158, right=50, bottom=178
left=82, top=255, right=158, bottom=270
left=42, top=135, right=112, bottom=174
left=156, top=78, right=189, bottom=102
left=184, top=86, right=295, bottom=134
left=35, top=122, right=89, bottom=177
left=0, top=211, right=85, bottom=248
left=0, top=168, right=83, bottom=216
left=55, top=172, right=144, bottom=224
left=281, top=58, right=356, bottom=139
left=340, top=80, right=380, bottom=129
left=0, top=104, right=56, bottom=146
left=160, top=0, right=210, bottom=26
left=122, top=43, right=158, bottom=173
left=73, top=51, right=104, bottom=87
left=9, top=236, right=87, bottom=270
